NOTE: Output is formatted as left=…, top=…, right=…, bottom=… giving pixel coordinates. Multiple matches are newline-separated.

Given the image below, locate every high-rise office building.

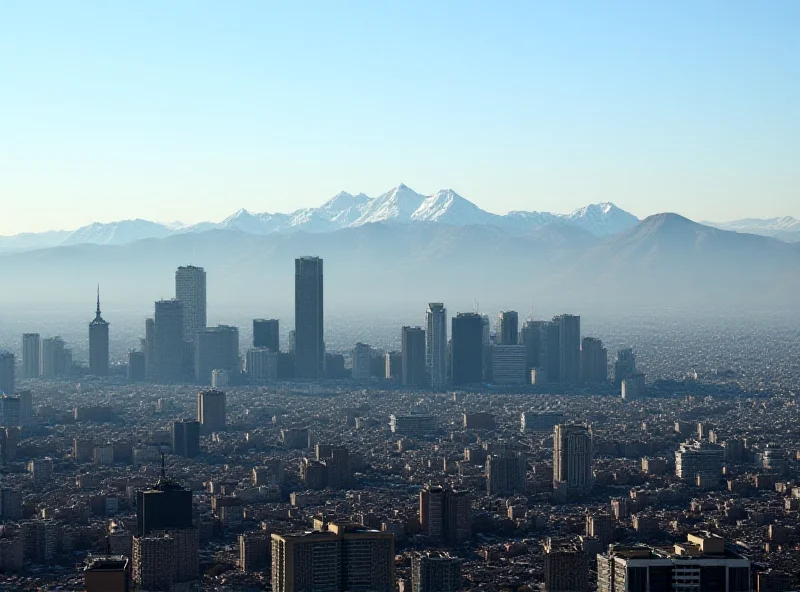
left=153, top=299, right=184, bottom=382
left=543, top=538, right=589, bottom=592
left=21, top=333, right=41, bottom=379
left=425, top=303, right=447, bottom=389
left=675, top=440, right=724, bottom=481
left=294, top=256, right=324, bottom=380
left=246, top=347, right=278, bottom=383
left=239, top=532, right=271, bottom=573
left=351, top=342, right=371, bottom=382
left=17, top=389, right=32, bottom=426
left=419, top=485, right=472, bottom=546
left=144, top=318, right=155, bottom=379
left=554, top=314, right=581, bottom=383
left=580, top=337, right=608, bottom=382
left=614, top=348, right=637, bottom=389
left=597, top=533, right=751, bottom=592
left=402, top=326, right=427, bottom=387
left=0, top=353, right=14, bottom=396
left=498, top=311, right=519, bottom=345
left=554, top=424, right=594, bottom=496
left=0, top=396, right=21, bottom=427
left=271, top=521, right=395, bottom=592
left=195, top=325, right=239, bottom=384
left=412, top=551, right=462, bottom=592
left=520, top=320, right=545, bottom=371
left=131, top=528, right=198, bottom=591
left=486, top=452, right=527, bottom=495
left=385, top=351, right=402, bottom=380
left=172, top=419, right=200, bottom=458
left=41, top=337, right=72, bottom=377
left=521, top=411, right=565, bottom=434
left=451, top=313, right=484, bottom=385
left=128, top=350, right=146, bottom=381
left=83, top=555, right=129, bottom=592
left=197, top=389, right=226, bottom=433
left=175, top=265, right=207, bottom=339
left=491, top=345, right=528, bottom=384
left=541, top=321, right=561, bottom=382
left=253, top=319, right=280, bottom=352
left=89, top=287, right=110, bottom=377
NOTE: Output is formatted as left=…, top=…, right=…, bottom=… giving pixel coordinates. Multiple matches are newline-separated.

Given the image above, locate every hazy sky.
left=1, top=1, right=798, bottom=235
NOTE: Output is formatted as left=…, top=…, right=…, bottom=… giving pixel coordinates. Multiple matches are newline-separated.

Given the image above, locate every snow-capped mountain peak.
left=562, top=202, right=639, bottom=236
left=352, top=184, right=427, bottom=226
left=411, top=189, right=500, bottom=225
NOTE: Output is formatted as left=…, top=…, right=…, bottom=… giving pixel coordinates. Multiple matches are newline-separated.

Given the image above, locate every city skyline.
left=2, top=2, right=799, bottom=235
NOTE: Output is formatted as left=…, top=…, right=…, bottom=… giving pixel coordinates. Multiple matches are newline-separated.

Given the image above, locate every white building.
left=175, top=265, right=207, bottom=339
left=246, top=348, right=278, bottom=383
left=22, top=333, right=41, bottom=379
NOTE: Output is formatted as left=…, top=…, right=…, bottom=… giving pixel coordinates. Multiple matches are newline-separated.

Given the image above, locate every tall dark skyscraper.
left=173, top=419, right=200, bottom=458
left=0, top=352, right=14, bottom=396
left=555, top=314, right=581, bottom=383
left=153, top=299, right=184, bottom=382
left=294, top=257, right=324, bottom=380
left=580, top=337, right=608, bottom=382
left=22, top=333, right=41, bottom=379
left=542, top=321, right=561, bottom=382
left=401, top=326, right=427, bottom=387
left=136, top=460, right=193, bottom=535
left=498, top=311, right=519, bottom=345
left=520, top=320, right=545, bottom=371
left=253, top=319, right=280, bottom=352
left=451, top=313, right=484, bottom=385
left=89, top=286, right=110, bottom=377
left=195, top=325, right=240, bottom=384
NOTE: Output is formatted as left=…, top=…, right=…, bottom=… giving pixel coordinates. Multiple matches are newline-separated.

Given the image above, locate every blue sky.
left=1, top=1, right=798, bottom=234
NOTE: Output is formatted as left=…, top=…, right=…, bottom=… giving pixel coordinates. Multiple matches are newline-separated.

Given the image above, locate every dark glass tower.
left=172, top=419, right=200, bottom=458
left=136, top=457, right=193, bottom=535
left=401, top=326, right=426, bottom=387
left=89, top=286, right=110, bottom=376
left=153, top=299, right=184, bottom=382
left=451, top=313, right=484, bottom=385
left=294, top=257, right=324, bottom=380
left=555, top=314, right=581, bottom=384
left=253, top=319, right=280, bottom=352
left=498, top=311, right=519, bottom=345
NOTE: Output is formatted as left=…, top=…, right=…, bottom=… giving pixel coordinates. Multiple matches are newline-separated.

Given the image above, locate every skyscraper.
left=580, top=337, right=608, bottom=382
left=401, top=326, right=427, bottom=387
left=144, top=318, right=155, bottom=380
left=555, top=314, right=581, bottom=383
left=136, top=468, right=193, bottom=536
left=542, top=321, right=561, bottom=382
left=419, top=486, right=472, bottom=546
left=21, top=333, right=41, bottom=379
left=195, top=325, right=239, bottom=384
left=294, top=257, right=324, bottom=380
left=412, top=551, right=462, bottom=592
left=172, top=419, right=200, bottom=458
left=520, top=320, right=544, bottom=372
left=153, top=299, right=184, bottom=382
left=0, top=353, right=14, bottom=396
left=41, top=337, right=71, bottom=377
left=89, top=286, right=110, bottom=377
left=175, top=265, right=207, bottom=340
left=351, top=343, right=371, bottom=382
left=253, top=319, right=280, bottom=352
left=425, top=303, right=447, bottom=389
left=486, top=451, right=527, bottom=495
left=271, top=522, right=395, bottom=592
left=197, top=389, right=226, bottom=433
left=498, top=311, right=519, bottom=345
left=553, top=424, right=594, bottom=496
left=614, top=348, right=637, bottom=389
left=83, top=555, right=129, bottom=592
left=451, top=313, right=483, bottom=385
left=543, top=538, right=589, bottom=592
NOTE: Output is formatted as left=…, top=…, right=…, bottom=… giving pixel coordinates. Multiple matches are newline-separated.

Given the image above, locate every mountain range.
left=0, top=185, right=640, bottom=252
left=0, top=209, right=797, bottom=310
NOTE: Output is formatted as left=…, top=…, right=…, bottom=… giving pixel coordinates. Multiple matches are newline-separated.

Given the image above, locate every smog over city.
left=0, top=3, right=799, bottom=591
